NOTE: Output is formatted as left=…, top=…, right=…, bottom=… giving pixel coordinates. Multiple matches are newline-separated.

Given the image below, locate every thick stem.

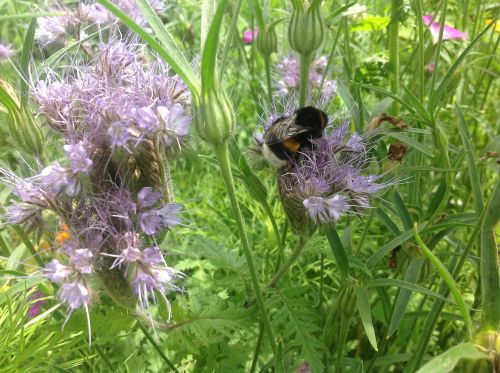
left=389, top=0, right=400, bottom=115
left=214, top=144, right=276, bottom=355
left=479, top=178, right=500, bottom=331
left=413, top=0, right=425, bottom=102
left=266, top=236, right=308, bottom=288
left=428, top=0, right=448, bottom=112
left=264, top=54, right=273, bottom=104
left=299, top=53, right=312, bottom=107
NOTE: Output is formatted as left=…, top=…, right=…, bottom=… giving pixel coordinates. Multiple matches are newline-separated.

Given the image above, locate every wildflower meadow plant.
left=0, top=0, right=498, bottom=371
left=1, top=36, right=190, bottom=338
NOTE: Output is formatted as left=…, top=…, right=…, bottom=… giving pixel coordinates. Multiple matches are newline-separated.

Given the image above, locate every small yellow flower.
left=485, top=19, right=500, bottom=32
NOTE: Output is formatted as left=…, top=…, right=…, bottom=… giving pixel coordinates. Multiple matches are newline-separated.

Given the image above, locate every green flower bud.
left=256, top=25, right=278, bottom=56
left=288, top=0, right=324, bottom=55
left=194, top=89, right=235, bottom=146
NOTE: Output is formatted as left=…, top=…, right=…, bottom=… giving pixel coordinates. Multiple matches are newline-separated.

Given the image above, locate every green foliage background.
left=0, top=0, right=498, bottom=372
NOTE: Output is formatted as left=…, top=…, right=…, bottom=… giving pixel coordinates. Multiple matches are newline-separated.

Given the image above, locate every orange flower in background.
left=55, top=223, right=71, bottom=246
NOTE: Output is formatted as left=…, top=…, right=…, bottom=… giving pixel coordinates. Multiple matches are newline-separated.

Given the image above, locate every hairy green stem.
left=389, top=0, right=400, bottom=114
left=266, top=236, right=308, bottom=288
left=299, top=53, right=312, bottom=107
left=214, top=144, right=276, bottom=355
left=413, top=0, right=425, bottom=102
left=479, top=178, right=500, bottom=331
left=138, top=323, right=179, bottom=372
left=264, top=54, right=273, bottom=104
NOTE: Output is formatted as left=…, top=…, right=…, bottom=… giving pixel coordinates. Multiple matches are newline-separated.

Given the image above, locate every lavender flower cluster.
left=1, top=39, right=190, bottom=325
left=277, top=55, right=337, bottom=99
left=255, top=108, right=391, bottom=234
left=35, top=0, right=165, bottom=47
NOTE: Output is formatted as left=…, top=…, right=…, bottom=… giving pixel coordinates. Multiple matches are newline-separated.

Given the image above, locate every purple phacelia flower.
left=64, top=141, right=93, bottom=174
left=36, top=9, right=79, bottom=46
left=70, top=249, right=93, bottom=274
left=108, top=121, right=131, bottom=149
left=38, top=163, right=78, bottom=196
left=158, top=103, right=191, bottom=146
left=277, top=56, right=337, bottom=99
left=0, top=43, right=13, bottom=60
left=137, top=187, right=162, bottom=209
left=257, top=111, right=394, bottom=231
left=139, top=203, right=181, bottom=235
left=59, top=280, right=90, bottom=310
left=133, top=106, right=159, bottom=132
left=45, top=259, right=73, bottom=283
left=303, top=195, right=350, bottom=223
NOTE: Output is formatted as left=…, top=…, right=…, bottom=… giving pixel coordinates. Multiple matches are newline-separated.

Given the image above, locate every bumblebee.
left=262, top=106, right=328, bottom=168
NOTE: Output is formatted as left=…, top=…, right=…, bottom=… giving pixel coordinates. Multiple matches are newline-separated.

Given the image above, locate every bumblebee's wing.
left=263, top=116, right=312, bottom=145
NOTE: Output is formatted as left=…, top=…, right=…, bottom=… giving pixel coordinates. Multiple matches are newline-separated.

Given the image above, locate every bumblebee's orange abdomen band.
left=282, top=138, right=301, bottom=152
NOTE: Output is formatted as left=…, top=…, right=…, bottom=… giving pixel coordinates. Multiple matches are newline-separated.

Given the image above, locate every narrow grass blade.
left=455, top=105, right=483, bottom=214
left=368, top=278, right=454, bottom=304
left=429, top=21, right=494, bottom=113
left=20, top=18, right=36, bottom=106
left=337, top=81, right=361, bottom=130
left=354, top=287, right=378, bottom=351
left=415, top=343, right=487, bottom=373
left=413, top=224, right=473, bottom=340
left=326, top=226, right=350, bottom=279
left=387, top=257, right=424, bottom=337
left=392, top=190, right=413, bottom=231
left=367, top=229, right=414, bottom=267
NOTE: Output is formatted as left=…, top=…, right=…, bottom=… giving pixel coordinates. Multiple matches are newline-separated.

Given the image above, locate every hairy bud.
left=194, top=90, right=235, bottom=146
left=256, top=24, right=278, bottom=56
left=288, top=0, right=324, bottom=55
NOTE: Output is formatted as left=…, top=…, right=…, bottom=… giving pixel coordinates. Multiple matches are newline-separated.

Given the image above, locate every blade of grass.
left=326, top=226, right=350, bottom=279
left=413, top=224, right=473, bottom=339
left=19, top=18, right=36, bottom=106
left=354, top=287, right=378, bottom=351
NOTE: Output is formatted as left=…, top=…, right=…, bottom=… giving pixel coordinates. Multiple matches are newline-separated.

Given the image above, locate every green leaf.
left=401, top=85, right=432, bottom=124
left=429, top=22, right=494, bottom=113
left=377, top=208, right=401, bottom=236
left=367, top=229, right=414, bottom=267
left=275, top=341, right=286, bottom=373
left=367, top=278, right=454, bottom=304
left=201, top=0, right=229, bottom=92
left=354, top=287, right=378, bottom=351
left=392, top=190, right=413, bottom=231
left=337, top=80, right=361, bottom=130
left=326, top=226, right=350, bottom=279
left=415, top=343, right=488, bottom=373
left=20, top=18, right=37, bottom=107
left=387, top=257, right=425, bottom=337
left=455, top=105, right=483, bottom=214
left=413, top=225, right=473, bottom=339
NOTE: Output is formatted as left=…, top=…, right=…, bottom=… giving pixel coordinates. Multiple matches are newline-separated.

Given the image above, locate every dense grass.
left=0, top=0, right=498, bottom=372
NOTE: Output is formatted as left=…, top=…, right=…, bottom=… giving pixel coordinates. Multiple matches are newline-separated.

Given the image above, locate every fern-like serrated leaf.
left=267, top=287, right=325, bottom=372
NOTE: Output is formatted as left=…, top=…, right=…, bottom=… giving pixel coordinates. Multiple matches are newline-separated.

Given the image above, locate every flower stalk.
left=389, top=0, right=400, bottom=114
left=214, top=144, right=277, bottom=355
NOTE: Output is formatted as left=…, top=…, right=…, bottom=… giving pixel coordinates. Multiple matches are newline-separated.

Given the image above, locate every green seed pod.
left=256, top=24, right=278, bottom=56
left=194, top=89, right=235, bottom=146
left=288, top=0, right=324, bottom=55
